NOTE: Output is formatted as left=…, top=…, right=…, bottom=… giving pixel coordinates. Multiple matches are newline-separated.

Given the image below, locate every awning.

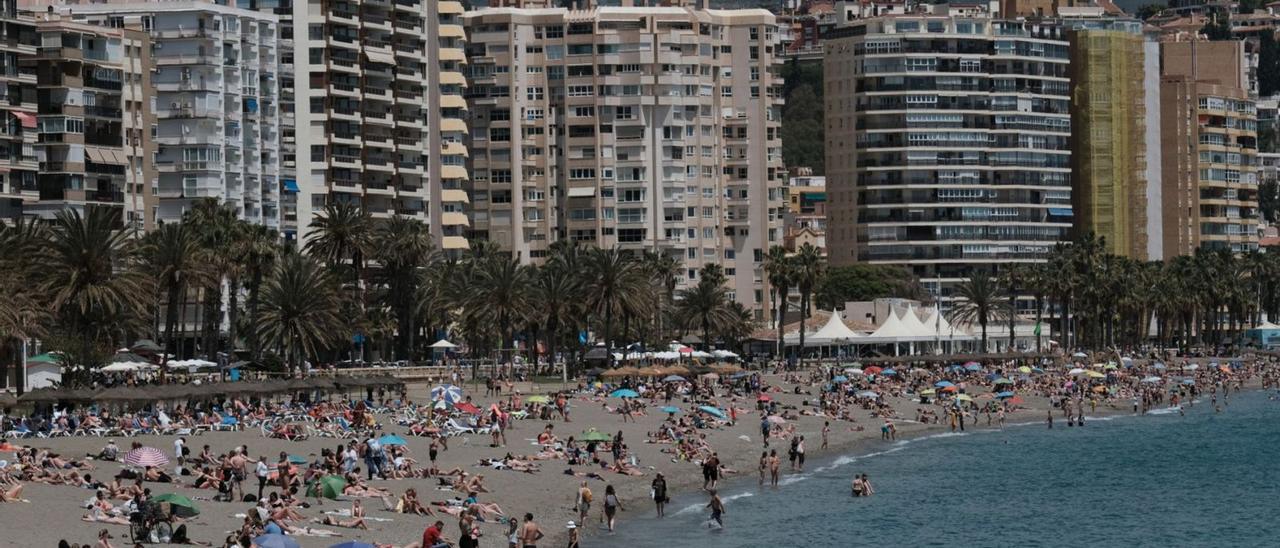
left=283, top=179, right=299, bottom=192
left=439, top=1, right=464, bottom=14
left=439, top=71, right=467, bottom=86
left=441, top=212, right=469, bottom=227
left=85, top=147, right=106, bottom=163
left=12, top=111, right=35, bottom=128
left=439, top=48, right=466, bottom=63
left=440, top=188, right=469, bottom=203
left=441, top=165, right=468, bottom=180
left=439, top=95, right=467, bottom=109
left=442, top=236, right=468, bottom=250
left=1048, top=208, right=1073, bottom=217
left=439, top=24, right=465, bottom=39
left=567, top=186, right=597, bottom=198
left=109, top=150, right=128, bottom=164
left=440, top=118, right=466, bottom=133
left=365, top=50, right=396, bottom=65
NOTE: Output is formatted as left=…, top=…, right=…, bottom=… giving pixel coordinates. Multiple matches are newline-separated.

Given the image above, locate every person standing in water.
left=768, top=449, right=780, bottom=487
left=707, top=489, right=725, bottom=528
left=651, top=473, right=668, bottom=517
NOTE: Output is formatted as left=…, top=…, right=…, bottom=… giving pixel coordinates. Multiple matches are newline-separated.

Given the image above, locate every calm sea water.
left=608, top=390, right=1280, bottom=547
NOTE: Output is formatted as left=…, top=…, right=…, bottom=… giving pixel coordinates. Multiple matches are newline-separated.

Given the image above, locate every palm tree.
left=533, top=262, right=580, bottom=383
left=185, top=198, right=239, bottom=359
left=582, top=247, right=648, bottom=367
left=791, top=243, right=824, bottom=367
left=371, top=216, right=434, bottom=360
left=42, top=208, right=152, bottom=383
left=257, top=249, right=344, bottom=372
left=305, top=201, right=373, bottom=286
left=763, top=245, right=793, bottom=358
left=675, top=265, right=738, bottom=350
left=0, top=219, right=50, bottom=394
left=141, top=223, right=211, bottom=363
left=948, top=271, right=1011, bottom=353
left=643, top=249, right=681, bottom=344
left=463, top=256, right=533, bottom=375
left=233, top=224, right=279, bottom=360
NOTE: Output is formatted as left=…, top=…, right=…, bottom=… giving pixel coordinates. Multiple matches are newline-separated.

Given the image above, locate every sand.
left=0, top=370, right=1232, bottom=548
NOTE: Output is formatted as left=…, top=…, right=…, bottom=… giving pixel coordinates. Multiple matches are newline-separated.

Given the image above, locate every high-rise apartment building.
left=464, top=1, right=784, bottom=318
left=1159, top=39, right=1259, bottom=256
left=1067, top=19, right=1160, bottom=260
left=0, top=0, right=37, bottom=220
left=236, top=0, right=297, bottom=240
left=24, top=15, right=157, bottom=229
left=49, top=1, right=283, bottom=228
left=824, top=15, right=1071, bottom=304
left=291, top=0, right=470, bottom=251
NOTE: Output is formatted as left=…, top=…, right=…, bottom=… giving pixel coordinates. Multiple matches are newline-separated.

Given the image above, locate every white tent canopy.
left=862, top=308, right=920, bottom=343
left=922, top=306, right=975, bottom=341
left=898, top=306, right=936, bottom=340
left=430, top=340, right=458, bottom=349
left=805, top=310, right=863, bottom=346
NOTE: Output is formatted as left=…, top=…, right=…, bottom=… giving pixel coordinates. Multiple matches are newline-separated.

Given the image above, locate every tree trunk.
left=248, top=271, right=263, bottom=361
left=227, top=276, right=240, bottom=360
left=776, top=285, right=788, bottom=359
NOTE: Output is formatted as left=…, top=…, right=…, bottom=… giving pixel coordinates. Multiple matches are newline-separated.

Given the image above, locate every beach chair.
left=4, top=424, right=33, bottom=439
left=445, top=418, right=477, bottom=435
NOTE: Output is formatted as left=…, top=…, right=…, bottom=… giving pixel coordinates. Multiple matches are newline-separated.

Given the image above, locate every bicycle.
left=129, top=501, right=174, bottom=544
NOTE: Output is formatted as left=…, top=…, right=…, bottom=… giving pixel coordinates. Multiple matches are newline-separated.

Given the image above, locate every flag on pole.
left=1033, top=321, right=1042, bottom=337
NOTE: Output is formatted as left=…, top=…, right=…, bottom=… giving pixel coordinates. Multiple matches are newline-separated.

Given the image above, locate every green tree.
left=141, top=223, right=211, bottom=364
left=582, top=248, right=648, bottom=367
left=763, top=245, right=794, bottom=357
left=948, top=271, right=1010, bottom=352
left=791, top=243, right=824, bottom=366
left=463, top=256, right=533, bottom=373
left=257, top=249, right=344, bottom=372
left=675, top=264, right=738, bottom=350
left=815, top=264, right=924, bottom=310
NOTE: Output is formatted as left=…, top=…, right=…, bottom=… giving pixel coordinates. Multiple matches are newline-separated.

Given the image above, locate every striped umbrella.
left=430, top=384, right=463, bottom=405
left=122, top=446, right=170, bottom=468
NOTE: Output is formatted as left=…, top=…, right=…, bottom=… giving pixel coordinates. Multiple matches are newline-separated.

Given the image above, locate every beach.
left=1, top=359, right=1269, bottom=548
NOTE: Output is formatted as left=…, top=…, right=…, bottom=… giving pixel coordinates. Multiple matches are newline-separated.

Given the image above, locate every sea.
left=608, top=389, right=1280, bottom=547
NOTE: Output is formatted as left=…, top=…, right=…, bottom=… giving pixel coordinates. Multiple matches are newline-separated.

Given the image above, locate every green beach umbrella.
left=26, top=352, right=61, bottom=365
left=527, top=395, right=550, bottom=404
left=956, top=394, right=973, bottom=402
left=579, top=429, right=612, bottom=442
left=993, top=378, right=1013, bottom=385
left=152, top=493, right=200, bottom=517
left=307, top=475, right=347, bottom=500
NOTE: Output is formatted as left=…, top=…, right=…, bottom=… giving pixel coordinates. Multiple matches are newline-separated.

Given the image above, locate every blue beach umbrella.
left=431, top=384, right=464, bottom=405
left=254, top=535, right=301, bottom=548
left=1182, top=379, right=1195, bottom=385
left=935, top=381, right=955, bottom=388
left=221, top=416, right=238, bottom=426
left=330, top=542, right=377, bottom=548
left=287, top=455, right=309, bottom=465
left=698, top=406, right=727, bottom=419
left=995, top=391, right=1015, bottom=399
left=378, top=434, right=408, bottom=446
left=965, top=364, right=982, bottom=372
left=857, top=391, right=880, bottom=399
left=1153, top=362, right=1167, bottom=370
left=660, top=406, right=681, bottom=414
left=881, top=369, right=897, bottom=376
left=610, top=389, right=640, bottom=398
left=832, top=375, right=849, bottom=383
left=662, top=375, right=686, bottom=383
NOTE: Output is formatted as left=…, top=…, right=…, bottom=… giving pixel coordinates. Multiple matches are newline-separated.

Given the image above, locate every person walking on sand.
left=822, top=421, right=830, bottom=450
left=520, top=513, right=544, bottom=548
left=707, top=489, right=725, bottom=528
left=575, top=481, right=592, bottom=525
left=652, top=472, right=668, bottom=517
left=507, top=515, right=520, bottom=548
left=795, top=437, right=806, bottom=472
left=602, top=484, right=623, bottom=532
left=566, top=521, right=580, bottom=548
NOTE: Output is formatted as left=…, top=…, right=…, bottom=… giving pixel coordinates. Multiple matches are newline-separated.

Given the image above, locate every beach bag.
left=582, top=490, right=592, bottom=503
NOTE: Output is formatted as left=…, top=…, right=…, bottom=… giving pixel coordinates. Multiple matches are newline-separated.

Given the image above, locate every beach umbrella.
left=766, top=415, right=786, bottom=425
left=940, top=385, right=958, bottom=393
left=662, top=375, right=687, bottom=383
left=910, top=368, right=931, bottom=378
left=254, top=534, right=301, bottom=548
left=863, top=366, right=883, bottom=375
left=378, top=434, right=408, bottom=446
left=1017, top=366, right=1032, bottom=374
left=307, top=475, right=346, bottom=500
left=1068, top=368, right=1087, bottom=376
left=1086, top=371, right=1106, bottom=379
left=698, top=406, right=727, bottom=420
left=579, top=429, right=612, bottom=442
left=1182, top=379, right=1196, bottom=385
left=1183, top=364, right=1199, bottom=371
left=660, top=406, right=681, bottom=414
left=832, top=375, right=849, bottom=383
left=1141, top=376, right=1162, bottom=383
left=287, top=455, right=309, bottom=465
left=993, top=378, right=1013, bottom=385
left=977, top=393, right=994, bottom=400
left=1071, top=352, right=1088, bottom=358
left=919, top=389, right=936, bottom=396
left=856, top=390, right=879, bottom=399
left=527, top=395, right=551, bottom=404
left=965, top=363, right=982, bottom=372
left=845, top=368, right=864, bottom=376
left=956, top=394, right=973, bottom=402
left=1153, top=362, right=1166, bottom=370
left=330, top=543, right=377, bottom=548
left=1008, top=396, right=1025, bottom=405
left=995, top=391, right=1015, bottom=399
left=881, top=369, right=897, bottom=376
left=122, top=447, right=169, bottom=468
left=429, top=339, right=458, bottom=349
left=152, top=493, right=200, bottom=518
left=757, top=394, right=772, bottom=402
left=610, top=389, right=640, bottom=398
left=430, top=384, right=464, bottom=404
left=454, top=402, right=481, bottom=415
left=935, top=381, right=954, bottom=388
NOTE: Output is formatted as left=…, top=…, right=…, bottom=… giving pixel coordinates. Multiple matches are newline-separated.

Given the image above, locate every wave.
left=671, top=491, right=754, bottom=517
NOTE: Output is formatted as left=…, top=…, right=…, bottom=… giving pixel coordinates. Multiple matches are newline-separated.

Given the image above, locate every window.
left=526, top=87, right=544, bottom=101
left=618, top=208, right=644, bottom=223
left=569, top=168, right=596, bottom=179
left=621, top=188, right=645, bottom=202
